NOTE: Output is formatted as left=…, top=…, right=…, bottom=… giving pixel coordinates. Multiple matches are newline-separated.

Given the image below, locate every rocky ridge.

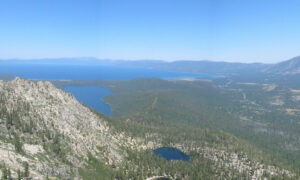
left=0, top=78, right=145, bottom=179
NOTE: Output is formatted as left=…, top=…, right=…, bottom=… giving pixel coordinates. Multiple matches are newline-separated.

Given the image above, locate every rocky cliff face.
left=0, top=78, right=132, bottom=179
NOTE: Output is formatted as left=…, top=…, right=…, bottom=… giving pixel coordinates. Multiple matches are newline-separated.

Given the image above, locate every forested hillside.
left=53, top=78, right=299, bottom=179
left=101, top=78, right=300, bottom=171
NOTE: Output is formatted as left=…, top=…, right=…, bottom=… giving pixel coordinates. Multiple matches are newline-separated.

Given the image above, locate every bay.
left=64, top=86, right=112, bottom=116
left=0, top=62, right=216, bottom=116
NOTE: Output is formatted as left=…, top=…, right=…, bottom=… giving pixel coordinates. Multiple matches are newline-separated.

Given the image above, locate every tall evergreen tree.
left=23, top=162, right=29, bottom=178
left=14, top=134, right=23, bottom=153
left=1, top=166, right=7, bottom=180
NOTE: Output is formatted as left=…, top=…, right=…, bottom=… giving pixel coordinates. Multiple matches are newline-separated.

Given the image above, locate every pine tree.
left=23, top=162, right=29, bottom=178
left=1, top=166, right=7, bottom=180
left=17, top=169, right=21, bottom=180
left=14, top=134, right=23, bottom=153
left=7, top=168, right=11, bottom=180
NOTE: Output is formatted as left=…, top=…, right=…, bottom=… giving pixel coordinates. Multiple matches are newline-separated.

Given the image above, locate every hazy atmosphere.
left=1, top=0, right=300, bottom=62
left=1, top=1, right=300, bottom=180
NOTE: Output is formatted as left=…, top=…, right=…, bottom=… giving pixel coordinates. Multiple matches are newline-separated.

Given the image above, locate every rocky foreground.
left=0, top=78, right=142, bottom=179
left=0, top=78, right=296, bottom=179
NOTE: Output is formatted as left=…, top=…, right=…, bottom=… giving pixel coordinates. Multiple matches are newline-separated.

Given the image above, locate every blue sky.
left=0, top=0, right=300, bottom=63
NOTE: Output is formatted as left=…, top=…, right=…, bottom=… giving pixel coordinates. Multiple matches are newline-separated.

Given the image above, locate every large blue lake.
left=0, top=63, right=215, bottom=80
left=0, top=62, right=216, bottom=115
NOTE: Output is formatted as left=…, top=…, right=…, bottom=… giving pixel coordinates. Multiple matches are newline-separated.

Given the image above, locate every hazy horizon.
left=1, top=0, right=300, bottom=63
left=0, top=56, right=297, bottom=64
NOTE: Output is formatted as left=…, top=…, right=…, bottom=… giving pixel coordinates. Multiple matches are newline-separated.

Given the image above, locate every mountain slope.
left=263, top=56, right=300, bottom=74
left=0, top=78, right=137, bottom=179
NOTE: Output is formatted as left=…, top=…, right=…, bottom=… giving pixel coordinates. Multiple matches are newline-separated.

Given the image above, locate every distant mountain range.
left=111, top=60, right=269, bottom=76
left=263, top=56, right=300, bottom=74
left=1, top=56, right=300, bottom=76
left=110, top=56, right=300, bottom=76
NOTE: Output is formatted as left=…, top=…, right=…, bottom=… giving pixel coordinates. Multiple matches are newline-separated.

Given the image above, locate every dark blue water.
left=64, top=86, right=112, bottom=116
left=0, top=62, right=216, bottom=116
left=0, top=63, right=215, bottom=80
left=154, top=147, right=190, bottom=161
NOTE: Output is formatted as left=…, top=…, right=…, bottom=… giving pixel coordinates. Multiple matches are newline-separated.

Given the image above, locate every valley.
left=2, top=0, right=300, bottom=179
left=52, top=73, right=300, bottom=179
left=0, top=57, right=300, bottom=179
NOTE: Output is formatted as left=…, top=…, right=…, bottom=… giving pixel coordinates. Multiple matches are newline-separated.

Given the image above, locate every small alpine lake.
left=154, top=147, right=190, bottom=161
